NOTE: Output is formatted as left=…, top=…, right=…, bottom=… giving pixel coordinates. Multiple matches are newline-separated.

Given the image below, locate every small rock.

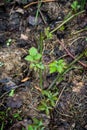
left=0, top=78, right=18, bottom=92
left=27, top=15, right=41, bottom=26
left=85, top=125, right=87, bottom=129
left=16, top=39, right=28, bottom=47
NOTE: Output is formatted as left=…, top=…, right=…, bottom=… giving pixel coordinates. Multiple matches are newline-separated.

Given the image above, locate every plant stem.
left=50, top=10, right=85, bottom=34
left=48, top=49, right=86, bottom=90
left=35, top=0, right=42, bottom=23
left=39, top=32, right=44, bottom=89
left=39, top=69, right=43, bottom=89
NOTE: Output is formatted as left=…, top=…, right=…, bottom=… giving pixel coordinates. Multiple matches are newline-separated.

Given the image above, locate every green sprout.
left=25, top=47, right=44, bottom=88
left=25, top=47, right=44, bottom=71
left=28, top=118, right=44, bottom=130
left=6, top=38, right=12, bottom=46
left=38, top=90, right=58, bottom=115
left=71, top=1, right=80, bottom=12
left=44, top=27, right=53, bottom=39
left=49, top=59, right=66, bottom=74
left=9, top=89, right=15, bottom=97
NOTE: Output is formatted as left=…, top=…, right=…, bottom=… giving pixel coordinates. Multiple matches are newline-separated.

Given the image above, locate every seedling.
left=28, top=118, right=44, bottom=130
left=38, top=90, right=58, bottom=115
left=79, top=0, right=86, bottom=10
left=44, top=27, right=53, bottom=39
left=49, top=59, right=66, bottom=74
left=6, top=38, right=12, bottom=46
left=71, top=1, right=80, bottom=12
left=25, top=47, right=44, bottom=71
left=42, top=90, right=58, bottom=106
left=9, top=89, right=15, bottom=97
left=13, top=112, right=22, bottom=120
left=59, top=25, right=65, bottom=31
left=25, top=47, right=44, bottom=88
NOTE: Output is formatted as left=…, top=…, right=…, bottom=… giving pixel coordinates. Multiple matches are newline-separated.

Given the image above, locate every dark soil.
left=0, top=0, right=87, bottom=130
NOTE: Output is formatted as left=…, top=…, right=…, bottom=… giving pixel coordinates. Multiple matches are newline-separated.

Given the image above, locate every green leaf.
left=36, top=63, right=44, bottom=70
left=49, top=61, right=57, bottom=73
left=57, top=59, right=64, bottom=64
left=29, top=47, right=38, bottom=56
left=25, top=55, right=34, bottom=62
left=28, top=125, right=34, bottom=130
left=49, top=66, right=56, bottom=73
left=45, top=27, right=53, bottom=39
left=30, top=63, right=35, bottom=69
left=42, top=90, right=51, bottom=98
left=38, top=105, right=46, bottom=111
left=34, top=53, right=42, bottom=60
left=9, top=89, right=15, bottom=97
left=59, top=25, right=65, bottom=31
left=50, top=100, right=55, bottom=106
left=71, top=1, right=78, bottom=9
left=57, top=66, right=63, bottom=73
left=85, top=50, right=87, bottom=57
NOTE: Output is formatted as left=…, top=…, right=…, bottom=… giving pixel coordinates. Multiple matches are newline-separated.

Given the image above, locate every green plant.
left=13, top=112, right=22, bottom=120
left=49, top=59, right=66, bottom=74
left=38, top=101, right=52, bottom=115
left=79, top=0, right=86, bottom=10
left=28, top=118, right=44, bottom=130
left=35, top=0, right=42, bottom=24
left=6, top=38, right=12, bottom=46
left=71, top=0, right=86, bottom=12
left=0, top=108, right=11, bottom=130
left=71, top=1, right=80, bottom=12
left=44, top=27, right=53, bottom=39
left=9, top=89, right=15, bottom=97
left=59, top=25, right=65, bottom=31
left=25, top=47, right=44, bottom=71
left=25, top=47, right=44, bottom=88
left=38, top=90, right=58, bottom=115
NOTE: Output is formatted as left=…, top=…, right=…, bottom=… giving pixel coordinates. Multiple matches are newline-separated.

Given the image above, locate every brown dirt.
left=0, top=0, right=87, bottom=130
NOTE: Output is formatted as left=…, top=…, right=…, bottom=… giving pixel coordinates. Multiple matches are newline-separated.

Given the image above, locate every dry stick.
left=50, top=10, right=85, bottom=34
left=55, top=85, right=66, bottom=107
left=71, top=28, right=87, bottom=35
left=24, top=0, right=55, bottom=9
left=58, top=39, right=87, bottom=68
left=39, top=9, right=47, bottom=25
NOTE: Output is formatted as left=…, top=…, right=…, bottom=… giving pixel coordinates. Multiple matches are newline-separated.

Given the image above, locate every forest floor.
left=0, top=0, right=87, bottom=130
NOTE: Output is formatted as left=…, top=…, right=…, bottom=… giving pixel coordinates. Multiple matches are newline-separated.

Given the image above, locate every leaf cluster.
left=49, top=59, right=66, bottom=74
left=44, top=27, right=53, bottom=39
left=28, top=118, right=44, bottom=130
left=71, top=0, right=86, bottom=12
left=38, top=90, right=58, bottom=115
left=25, top=47, right=44, bottom=71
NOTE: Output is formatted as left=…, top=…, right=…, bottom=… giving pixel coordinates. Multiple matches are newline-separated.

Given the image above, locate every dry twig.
left=24, top=0, right=55, bottom=9
left=58, top=39, right=87, bottom=68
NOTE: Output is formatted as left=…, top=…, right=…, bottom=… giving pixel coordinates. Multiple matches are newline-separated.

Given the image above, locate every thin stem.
left=35, top=0, right=42, bottom=23
left=50, top=10, right=85, bottom=34
left=39, top=69, right=43, bottom=89
left=39, top=32, right=44, bottom=89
